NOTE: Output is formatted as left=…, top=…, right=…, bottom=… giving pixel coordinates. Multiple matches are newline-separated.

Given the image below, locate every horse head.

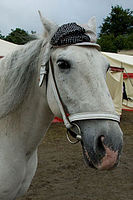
left=39, top=13, right=123, bottom=170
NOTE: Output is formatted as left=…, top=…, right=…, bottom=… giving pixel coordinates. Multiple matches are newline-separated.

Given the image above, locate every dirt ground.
left=18, top=110, right=133, bottom=200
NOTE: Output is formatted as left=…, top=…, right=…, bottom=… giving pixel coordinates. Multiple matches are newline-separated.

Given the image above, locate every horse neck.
left=0, top=79, right=53, bottom=153
left=20, top=81, right=54, bottom=145
left=0, top=44, right=54, bottom=152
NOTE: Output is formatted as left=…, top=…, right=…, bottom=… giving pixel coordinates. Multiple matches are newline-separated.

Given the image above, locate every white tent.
left=102, top=52, right=133, bottom=71
left=0, top=39, right=18, bottom=57
left=102, top=52, right=133, bottom=115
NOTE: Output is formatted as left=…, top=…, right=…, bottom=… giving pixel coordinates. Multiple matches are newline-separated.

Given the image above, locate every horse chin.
left=82, top=143, right=96, bottom=169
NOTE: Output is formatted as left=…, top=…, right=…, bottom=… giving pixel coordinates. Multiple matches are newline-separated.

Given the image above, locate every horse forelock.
left=0, top=38, right=46, bottom=119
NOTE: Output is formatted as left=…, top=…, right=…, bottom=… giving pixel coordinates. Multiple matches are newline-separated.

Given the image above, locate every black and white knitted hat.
left=50, top=22, right=91, bottom=46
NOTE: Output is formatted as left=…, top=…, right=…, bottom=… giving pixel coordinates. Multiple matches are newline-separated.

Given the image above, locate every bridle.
left=39, top=42, right=120, bottom=144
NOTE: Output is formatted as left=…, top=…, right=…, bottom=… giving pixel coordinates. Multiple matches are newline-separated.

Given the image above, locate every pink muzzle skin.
left=97, top=137, right=118, bottom=170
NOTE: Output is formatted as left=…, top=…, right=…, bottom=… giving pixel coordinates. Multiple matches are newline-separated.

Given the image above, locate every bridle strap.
left=39, top=44, right=121, bottom=144
left=49, top=57, right=120, bottom=130
left=39, top=41, right=120, bottom=143
left=69, top=112, right=120, bottom=123
left=49, top=57, right=73, bottom=129
left=73, top=42, right=101, bottom=50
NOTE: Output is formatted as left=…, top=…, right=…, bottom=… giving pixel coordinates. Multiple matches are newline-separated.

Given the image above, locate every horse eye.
left=57, top=60, right=70, bottom=70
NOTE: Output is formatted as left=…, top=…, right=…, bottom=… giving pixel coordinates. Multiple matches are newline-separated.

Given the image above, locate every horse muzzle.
left=74, top=119, right=123, bottom=170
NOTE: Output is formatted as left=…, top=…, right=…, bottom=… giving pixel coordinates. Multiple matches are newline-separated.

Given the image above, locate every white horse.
left=0, top=14, right=123, bottom=199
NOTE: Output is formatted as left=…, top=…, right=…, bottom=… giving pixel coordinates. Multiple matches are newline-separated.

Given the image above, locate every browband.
left=73, top=42, right=101, bottom=51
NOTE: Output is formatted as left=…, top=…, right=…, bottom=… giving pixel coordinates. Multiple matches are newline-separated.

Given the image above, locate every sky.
left=0, top=0, right=133, bottom=36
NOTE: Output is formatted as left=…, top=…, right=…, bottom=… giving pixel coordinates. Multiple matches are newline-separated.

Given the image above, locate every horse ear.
left=38, top=11, right=58, bottom=36
left=87, top=16, right=96, bottom=34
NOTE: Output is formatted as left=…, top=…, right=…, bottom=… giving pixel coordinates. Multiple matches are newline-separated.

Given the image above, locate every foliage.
left=97, top=34, right=116, bottom=52
left=98, top=5, right=133, bottom=52
left=4, top=28, right=36, bottom=45
left=99, top=5, right=133, bottom=37
left=0, top=31, right=5, bottom=40
left=98, top=33, right=133, bottom=53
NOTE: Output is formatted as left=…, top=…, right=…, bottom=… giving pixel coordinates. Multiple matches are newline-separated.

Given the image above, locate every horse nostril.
left=96, top=135, right=105, bottom=159
left=97, top=135, right=105, bottom=149
left=101, top=136, right=105, bottom=143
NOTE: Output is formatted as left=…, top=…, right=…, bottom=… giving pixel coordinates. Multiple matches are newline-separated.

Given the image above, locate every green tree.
left=5, top=28, right=36, bottom=45
left=97, top=34, right=117, bottom=52
left=0, top=31, right=5, bottom=40
left=98, top=5, right=133, bottom=52
left=100, top=5, right=133, bottom=37
left=126, top=33, right=133, bottom=49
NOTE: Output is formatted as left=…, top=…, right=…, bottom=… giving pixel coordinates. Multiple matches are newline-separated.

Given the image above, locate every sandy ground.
left=18, top=110, right=133, bottom=200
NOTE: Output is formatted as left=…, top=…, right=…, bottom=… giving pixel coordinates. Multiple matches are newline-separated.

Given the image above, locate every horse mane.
left=0, top=38, right=44, bottom=119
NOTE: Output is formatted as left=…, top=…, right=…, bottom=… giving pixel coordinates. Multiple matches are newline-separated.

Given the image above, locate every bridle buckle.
left=66, top=123, right=82, bottom=144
